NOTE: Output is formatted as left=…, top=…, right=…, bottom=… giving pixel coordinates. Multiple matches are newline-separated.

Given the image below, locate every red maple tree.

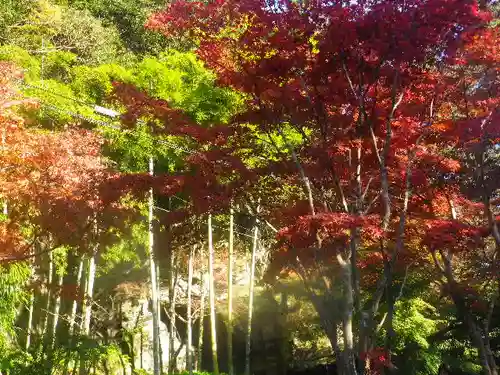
left=0, top=63, right=132, bottom=263
left=100, top=1, right=500, bottom=374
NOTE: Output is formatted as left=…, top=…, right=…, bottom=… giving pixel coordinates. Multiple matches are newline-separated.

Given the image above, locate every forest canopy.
left=0, top=1, right=499, bottom=375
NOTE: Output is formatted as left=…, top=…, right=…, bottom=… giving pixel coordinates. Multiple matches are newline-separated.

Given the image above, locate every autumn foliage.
left=141, top=1, right=500, bottom=374
left=1, top=0, right=498, bottom=372
left=144, top=0, right=497, bottom=268
left=0, top=64, right=129, bottom=260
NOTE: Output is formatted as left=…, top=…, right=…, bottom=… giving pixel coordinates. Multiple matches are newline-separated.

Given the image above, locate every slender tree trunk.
left=25, top=292, right=34, bottom=350
left=64, top=257, right=85, bottom=375
left=443, top=197, right=498, bottom=375
left=311, top=298, right=342, bottom=370
left=339, top=255, right=357, bottom=375
left=186, top=245, right=195, bottom=375
left=197, top=244, right=206, bottom=371
left=465, top=316, right=498, bottom=375
left=25, top=257, right=36, bottom=351
left=51, top=273, right=64, bottom=347
left=227, top=206, right=235, bottom=375
left=82, top=254, right=96, bottom=335
left=169, top=249, right=178, bottom=374
left=208, top=214, right=220, bottom=375
left=79, top=253, right=96, bottom=375
left=244, top=221, right=259, bottom=375
left=42, top=251, right=54, bottom=338
left=157, top=261, right=164, bottom=373
left=148, top=156, right=161, bottom=375
left=442, top=258, right=498, bottom=375
left=140, top=304, right=144, bottom=370
left=79, top=257, right=88, bottom=333
left=69, top=258, right=84, bottom=337
left=2, top=128, right=6, bottom=216
left=450, top=284, right=498, bottom=375
left=103, top=358, right=111, bottom=375
left=130, top=304, right=142, bottom=370
left=118, top=355, right=127, bottom=375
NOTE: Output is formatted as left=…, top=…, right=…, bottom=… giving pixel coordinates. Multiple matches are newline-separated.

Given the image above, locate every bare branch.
left=277, top=127, right=316, bottom=216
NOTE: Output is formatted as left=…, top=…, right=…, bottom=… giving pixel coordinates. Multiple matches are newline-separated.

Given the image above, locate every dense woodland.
left=0, top=0, right=499, bottom=375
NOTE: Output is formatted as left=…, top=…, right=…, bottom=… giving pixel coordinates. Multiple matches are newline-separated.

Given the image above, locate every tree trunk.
left=148, top=157, right=161, bottom=375
left=446, top=270, right=498, bottom=375
left=208, top=214, right=220, bottom=375
left=446, top=281, right=499, bottom=375
left=64, top=257, right=85, bottom=375
left=51, top=272, right=64, bottom=347
left=244, top=221, right=259, bottom=375
left=339, top=256, right=358, bottom=375
left=25, top=292, right=34, bottom=350
left=42, top=251, right=54, bottom=338
left=25, top=258, right=35, bottom=351
left=25, top=246, right=37, bottom=351
left=227, top=206, right=235, bottom=375
left=69, top=257, right=84, bottom=337
left=197, top=243, right=206, bottom=371
left=169, top=249, right=178, bottom=374
left=465, top=315, right=498, bottom=375
left=79, top=253, right=96, bottom=375
left=82, top=254, right=96, bottom=335
left=314, top=300, right=342, bottom=369
left=1, top=128, right=6, bottom=216
left=442, top=197, right=498, bottom=375
left=186, top=245, right=195, bottom=375
left=384, top=260, right=395, bottom=369
left=79, top=256, right=88, bottom=333
left=118, top=354, right=127, bottom=375
left=140, top=305, right=144, bottom=369
left=157, top=261, right=165, bottom=373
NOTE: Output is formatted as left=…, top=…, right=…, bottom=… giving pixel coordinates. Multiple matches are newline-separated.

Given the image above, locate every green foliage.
left=394, top=298, right=443, bottom=350
left=74, top=340, right=128, bottom=374
left=0, top=42, right=240, bottom=133
left=1, top=339, right=128, bottom=375
left=0, top=350, right=34, bottom=375
left=71, top=64, right=133, bottom=103
left=99, top=221, right=146, bottom=275
left=132, top=51, right=243, bottom=124
left=0, top=45, right=96, bottom=129
left=52, top=247, right=69, bottom=277
left=0, top=0, right=33, bottom=43
left=122, top=372, right=224, bottom=375
left=22, top=79, right=95, bottom=127
left=4, top=0, right=127, bottom=66
left=99, top=51, right=243, bottom=172
left=5, top=0, right=63, bottom=51
left=0, top=263, right=30, bottom=351
left=53, top=7, right=129, bottom=65
left=43, top=51, right=77, bottom=82
left=70, top=66, right=116, bottom=104
left=100, top=123, right=162, bottom=173
left=245, top=122, right=310, bottom=168
left=66, top=0, right=176, bottom=55
left=436, top=330, right=483, bottom=375
left=0, top=45, right=40, bottom=80
left=393, top=298, right=444, bottom=375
